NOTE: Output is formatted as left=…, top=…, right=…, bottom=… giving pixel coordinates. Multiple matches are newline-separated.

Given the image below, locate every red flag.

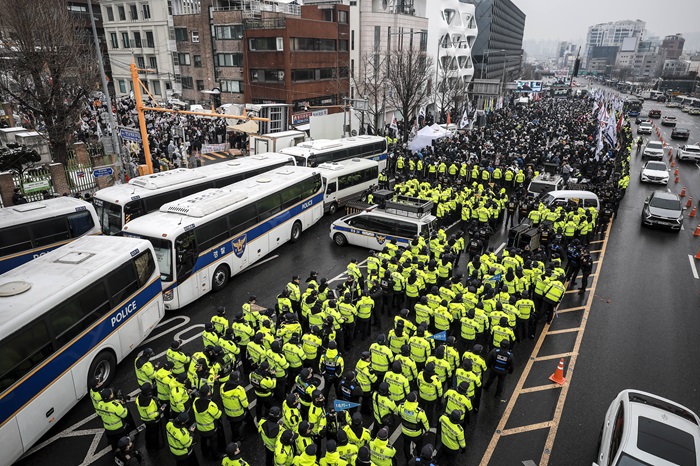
left=616, top=112, right=623, bottom=132
left=447, top=112, right=451, bottom=125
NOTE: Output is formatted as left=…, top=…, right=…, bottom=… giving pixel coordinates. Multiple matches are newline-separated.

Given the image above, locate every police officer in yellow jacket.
left=436, top=410, right=467, bottom=462
left=384, top=361, right=410, bottom=403
left=96, top=387, right=129, bottom=451
left=166, top=412, right=197, bottom=465
left=167, top=340, right=191, bottom=376
left=136, top=382, right=164, bottom=449
left=193, top=384, right=224, bottom=461
left=542, top=278, right=566, bottom=324
left=399, top=391, right=430, bottom=462
left=416, top=362, right=443, bottom=425
left=369, top=427, right=397, bottom=466
left=259, top=406, right=282, bottom=466
left=222, top=441, right=249, bottom=466
left=220, top=371, right=249, bottom=442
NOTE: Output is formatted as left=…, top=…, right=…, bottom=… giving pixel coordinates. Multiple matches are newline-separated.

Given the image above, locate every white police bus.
left=93, top=153, right=296, bottom=235
left=316, top=158, right=379, bottom=215
left=280, top=135, right=388, bottom=171
left=122, top=166, right=324, bottom=310
left=0, top=196, right=101, bottom=275
left=0, top=236, right=164, bottom=464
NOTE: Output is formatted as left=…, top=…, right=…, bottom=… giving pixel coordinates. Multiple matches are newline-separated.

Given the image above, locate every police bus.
left=279, top=135, right=388, bottom=171
left=122, top=166, right=324, bottom=310
left=0, top=236, right=164, bottom=464
left=316, top=158, right=379, bottom=215
left=0, top=196, right=101, bottom=275
left=92, top=152, right=296, bottom=235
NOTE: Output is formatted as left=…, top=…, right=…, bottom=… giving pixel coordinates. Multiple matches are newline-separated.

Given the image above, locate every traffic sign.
left=93, top=167, right=114, bottom=178
left=119, top=127, right=142, bottom=142
left=333, top=400, right=360, bottom=412
left=428, top=331, right=447, bottom=341
left=22, top=179, right=50, bottom=194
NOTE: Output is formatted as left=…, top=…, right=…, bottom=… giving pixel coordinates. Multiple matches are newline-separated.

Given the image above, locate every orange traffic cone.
left=680, top=186, right=687, bottom=197
left=675, top=175, right=680, bottom=183
left=668, top=148, right=673, bottom=156
left=671, top=159, right=675, bottom=167
left=695, top=249, right=700, bottom=260
left=674, top=167, right=679, bottom=176
left=549, top=358, right=567, bottom=385
left=690, top=206, right=697, bottom=218
left=693, top=224, right=700, bottom=236
left=686, top=197, right=693, bottom=208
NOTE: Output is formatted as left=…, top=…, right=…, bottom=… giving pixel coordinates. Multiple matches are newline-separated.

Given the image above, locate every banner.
left=428, top=331, right=447, bottom=341
left=201, top=143, right=229, bottom=154
left=334, top=400, right=361, bottom=412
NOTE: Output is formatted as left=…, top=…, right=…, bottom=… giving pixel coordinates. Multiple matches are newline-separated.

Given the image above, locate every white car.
left=637, top=122, right=653, bottom=135
left=690, top=108, right=700, bottom=116
left=661, top=115, right=677, bottom=126
left=677, top=144, right=700, bottom=162
left=642, top=141, right=665, bottom=160
left=594, top=389, right=700, bottom=466
left=640, top=160, right=669, bottom=184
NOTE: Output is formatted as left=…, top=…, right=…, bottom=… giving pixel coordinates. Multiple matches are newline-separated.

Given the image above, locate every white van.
left=527, top=173, right=565, bottom=197
left=330, top=196, right=436, bottom=250
left=540, top=189, right=600, bottom=211
left=317, top=159, right=379, bottom=214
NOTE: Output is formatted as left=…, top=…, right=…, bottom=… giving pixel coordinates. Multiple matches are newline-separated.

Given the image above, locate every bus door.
left=175, top=232, right=208, bottom=300
left=325, top=179, right=338, bottom=210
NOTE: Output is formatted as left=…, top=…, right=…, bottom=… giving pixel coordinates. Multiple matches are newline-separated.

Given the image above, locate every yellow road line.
left=535, top=352, right=575, bottom=361
left=540, top=221, right=612, bottom=465
left=557, top=306, right=585, bottom=314
left=565, top=288, right=589, bottom=294
left=201, top=154, right=215, bottom=160
left=479, top=222, right=612, bottom=466
left=213, top=152, right=227, bottom=158
left=519, top=384, right=562, bottom=394
left=546, top=327, right=581, bottom=335
left=589, top=239, right=605, bottom=244
left=588, top=249, right=602, bottom=253
left=501, top=421, right=554, bottom=436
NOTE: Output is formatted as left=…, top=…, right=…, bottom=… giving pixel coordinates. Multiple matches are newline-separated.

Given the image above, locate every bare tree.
left=351, top=51, right=388, bottom=135
left=386, top=47, right=433, bottom=142
left=0, top=0, right=100, bottom=165
left=434, top=64, right=462, bottom=124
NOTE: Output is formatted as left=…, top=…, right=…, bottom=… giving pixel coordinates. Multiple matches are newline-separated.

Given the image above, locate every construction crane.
left=130, top=62, right=269, bottom=174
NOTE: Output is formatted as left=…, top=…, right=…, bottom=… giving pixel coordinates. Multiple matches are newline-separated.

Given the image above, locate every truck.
left=249, top=130, right=307, bottom=155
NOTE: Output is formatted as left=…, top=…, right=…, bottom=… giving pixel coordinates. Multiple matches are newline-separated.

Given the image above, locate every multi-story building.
left=470, top=0, right=526, bottom=83
left=662, top=59, right=691, bottom=77
left=660, top=33, right=684, bottom=60
left=67, top=1, right=114, bottom=94
left=100, top=0, right=180, bottom=100
left=583, top=20, right=645, bottom=69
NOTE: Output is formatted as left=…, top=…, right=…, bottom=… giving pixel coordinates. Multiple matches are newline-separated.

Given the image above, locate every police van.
left=330, top=195, right=437, bottom=250
left=316, top=158, right=379, bottom=215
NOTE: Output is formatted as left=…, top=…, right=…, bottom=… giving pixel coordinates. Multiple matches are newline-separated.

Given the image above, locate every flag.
left=460, top=109, right=470, bottom=129
left=96, top=122, right=103, bottom=139
left=389, top=112, right=398, bottom=134
left=334, top=400, right=361, bottom=412
left=419, top=107, right=425, bottom=119
left=428, top=330, right=447, bottom=341
left=447, top=112, right=451, bottom=125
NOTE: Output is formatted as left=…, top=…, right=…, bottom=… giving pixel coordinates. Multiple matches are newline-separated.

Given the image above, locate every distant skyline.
left=515, top=0, right=699, bottom=42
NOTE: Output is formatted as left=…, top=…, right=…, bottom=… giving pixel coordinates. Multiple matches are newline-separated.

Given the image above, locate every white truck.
left=249, top=130, right=307, bottom=155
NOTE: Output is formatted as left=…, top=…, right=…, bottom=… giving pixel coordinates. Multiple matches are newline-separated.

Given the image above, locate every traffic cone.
left=695, top=249, right=700, bottom=260
left=668, top=148, right=673, bottom=156
left=674, top=167, right=679, bottom=176
left=693, top=224, right=700, bottom=236
left=686, top=197, right=693, bottom=208
left=549, top=358, right=567, bottom=385
left=675, top=175, right=679, bottom=183
left=671, top=159, right=675, bottom=167
left=690, top=206, right=697, bottom=218
left=680, top=186, right=687, bottom=198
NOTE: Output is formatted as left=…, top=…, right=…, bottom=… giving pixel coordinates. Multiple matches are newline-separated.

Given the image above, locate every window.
left=175, top=232, right=196, bottom=282
left=338, top=10, right=348, bottom=24
left=175, top=27, right=188, bottom=42
left=214, top=25, right=244, bottom=40
left=178, top=53, right=191, bottom=66
left=106, top=6, right=114, bottom=21
left=214, top=53, right=243, bottom=67
left=292, top=69, right=315, bottom=82
left=172, top=52, right=179, bottom=66
left=323, top=9, right=333, bottom=21
left=0, top=225, right=31, bottom=256
left=280, top=184, right=302, bottom=209
left=351, top=30, right=355, bottom=50
left=119, top=79, right=127, bottom=93
left=152, top=80, right=161, bottom=95
left=129, top=4, right=138, bottom=20
left=136, top=56, right=145, bottom=69
left=0, top=321, right=53, bottom=393
left=195, top=217, right=229, bottom=251
left=30, top=218, right=70, bottom=247
left=142, top=4, right=151, bottom=19
left=110, top=32, right=119, bottom=49
left=134, top=251, right=156, bottom=287
left=326, top=181, right=337, bottom=195
left=374, top=26, right=381, bottom=50
left=107, top=262, right=140, bottom=305
left=50, top=281, right=110, bottom=347
left=122, top=32, right=130, bottom=48
left=300, top=174, right=322, bottom=198
left=228, top=204, right=257, bottom=235
left=191, top=31, right=199, bottom=43
left=256, top=193, right=282, bottom=222
left=149, top=56, right=157, bottom=71
left=220, top=80, right=243, bottom=93
left=339, top=40, right=348, bottom=52
left=609, top=402, right=624, bottom=461
left=67, top=211, right=95, bottom=237
left=319, top=68, right=336, bottom=80
left=181, top=76, right=193, bottom=89
left=145, top=31, right=154, bottom=47
left=118, top=5, right=126, bottom=21
left=133, top=31, right=142, bottom=47
left=250, top=69, right=284, bottom=82
left=193, top=55, right=202, bottom=67
left=196, top=80, right=204, bottom=91
left=291, top=38, right=336, bottom=51
left=249, top=37, right=282, bottom=51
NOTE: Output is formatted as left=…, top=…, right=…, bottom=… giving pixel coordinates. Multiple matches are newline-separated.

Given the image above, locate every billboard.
left=515, top=80, right=543, bottom=92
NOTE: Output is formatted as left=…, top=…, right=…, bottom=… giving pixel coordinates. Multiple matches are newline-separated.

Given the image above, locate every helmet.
left=377, top=428, right=389, bottom=440
left=337, top=429, right=348, bottom=445
left=271, top=340, right=281, bottom=352
left=281, top=429, right=296, bottom=444
left=358, top=446, right=371, bottom=461
left=142, top=347, right=154, bottom=357
left=401, top=344, right=410, bottom=356
left=326, top=439, right=337, bottom=452
left=462, top=358, right=473, bottom=370
left=305, top=444, right=317, bottom=456
left=400, top=308, right=409, bottom=317
left=419, top=296, right=428, bottom=304
left=407, top=391, right=418, bottom=402
left=286, top=393, right=298, bottom=406
left=117, top=437, right=130, bottom=449
left=500, top=340, right=510, bottom=349
left=352, top=412, right=363, bottom=425
left=377, top=334, right=386, bottom=344
left=170, top=339, right=182, bottom=349
left=499, top=316, right=509, bottom=327
left=458, top=381, right=469, bottom=394
left=204, top=322, right=214, bottom=331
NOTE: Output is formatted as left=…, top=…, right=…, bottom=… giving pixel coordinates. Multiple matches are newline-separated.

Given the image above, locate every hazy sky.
left=516, top=0, right=699, bottom=42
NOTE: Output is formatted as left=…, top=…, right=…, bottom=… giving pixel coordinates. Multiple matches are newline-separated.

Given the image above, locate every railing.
left=212, top=0, right=300, bottom=15
left=243, top=17, right=286, bottom=29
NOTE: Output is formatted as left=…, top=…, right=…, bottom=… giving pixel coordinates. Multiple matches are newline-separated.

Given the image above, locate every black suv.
left=648, top=109, right=662, bottom=118
left=671, top=127, right=690, bottom=140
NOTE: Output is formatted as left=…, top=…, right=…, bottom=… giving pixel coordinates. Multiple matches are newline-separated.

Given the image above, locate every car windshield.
left=647, top=142, right=663, bottom=149
left=637, top=416, right=697, bottom=465
left=650, top=196, right=681, bottom=211
left=685, top=146, right=700, bottom=153
left=93, top=198, right=123, bottom=235
left=645, top=162, right=666, bottom=171
left=135, top=236, right=173, bottom=282
left=529, top=181, right=556, bottom=194
left=615, top=453, right=652, bottom=466
left=665, top=116, right=676, bottom=119
left=640, top=123, right=652, bottom=128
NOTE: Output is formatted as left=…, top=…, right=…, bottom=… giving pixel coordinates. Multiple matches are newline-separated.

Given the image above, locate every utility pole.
left=87, top=0, right=124, bottom=181
left=131, top=62, right=154, bottom=175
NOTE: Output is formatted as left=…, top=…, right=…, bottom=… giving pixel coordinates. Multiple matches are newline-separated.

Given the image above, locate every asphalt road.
left=15, top=94, right=700, bottom=466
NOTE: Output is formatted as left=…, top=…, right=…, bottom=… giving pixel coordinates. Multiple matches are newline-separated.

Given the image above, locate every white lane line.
left=495, top=241, right=506, bottom=254
left=689, top=255, right=699, bottom=280
left=142, top=316, right=191, bottom=345
left=246, top=254, right=279, bottom=271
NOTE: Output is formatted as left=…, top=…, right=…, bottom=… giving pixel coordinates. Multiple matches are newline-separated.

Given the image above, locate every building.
left=67, top=1, right=114, bottom=94
left=660, top=33, right=684, bottom=60
left=584, top=20, right=645, bottom=69
left=662, top=59, right=691, bottom=77
left=100, top=0, right=180, bottom=100
left=470, top=0, right=526, bottom=83
left=557, top=41, right=578, bottom=67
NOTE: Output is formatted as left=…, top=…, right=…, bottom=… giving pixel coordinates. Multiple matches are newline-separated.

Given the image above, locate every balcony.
left=212, top=0, right=300, bottom=16
left=243, top=17, right=286, bottom=30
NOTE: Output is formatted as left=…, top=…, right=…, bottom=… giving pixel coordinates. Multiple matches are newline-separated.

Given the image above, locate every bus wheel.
left=328, top=202, right=338, bottom=215
left=334, top=233, right=347, bottom=246
left=290, top=221, right=303, bottom=243
left=212, top=265, right=230, bottom=291
left=89, top=351, right=116, bottom=387
left=360, top=192, right=368, bottom=202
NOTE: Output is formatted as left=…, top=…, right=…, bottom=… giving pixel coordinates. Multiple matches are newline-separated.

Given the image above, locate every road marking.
left=479, top=221, right=612, bottom=466
left=519, top=384, right=562, bottom=394
left=546, top=327, right=581, bottom=335
left=689, top=255, right=699, bottom=280
left=535, top=352, right=575, bottom=362
left=246, top=254, right=279, bottom=271
left=495, top=242, right=506, bottom=254
left=142, top=316, right=191, bottom=345
left=501, top=421, right=553, bottom=436
left=522, top=461, right=538, bottom=466
left=556, top=305, right=585, bottom=313
left=201, top=154, right=215, bottom=161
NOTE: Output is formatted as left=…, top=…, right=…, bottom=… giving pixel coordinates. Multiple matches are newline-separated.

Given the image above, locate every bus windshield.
left=93, top=198, right=123, bottom=235
left=149, top=237, right=173, bottom=282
